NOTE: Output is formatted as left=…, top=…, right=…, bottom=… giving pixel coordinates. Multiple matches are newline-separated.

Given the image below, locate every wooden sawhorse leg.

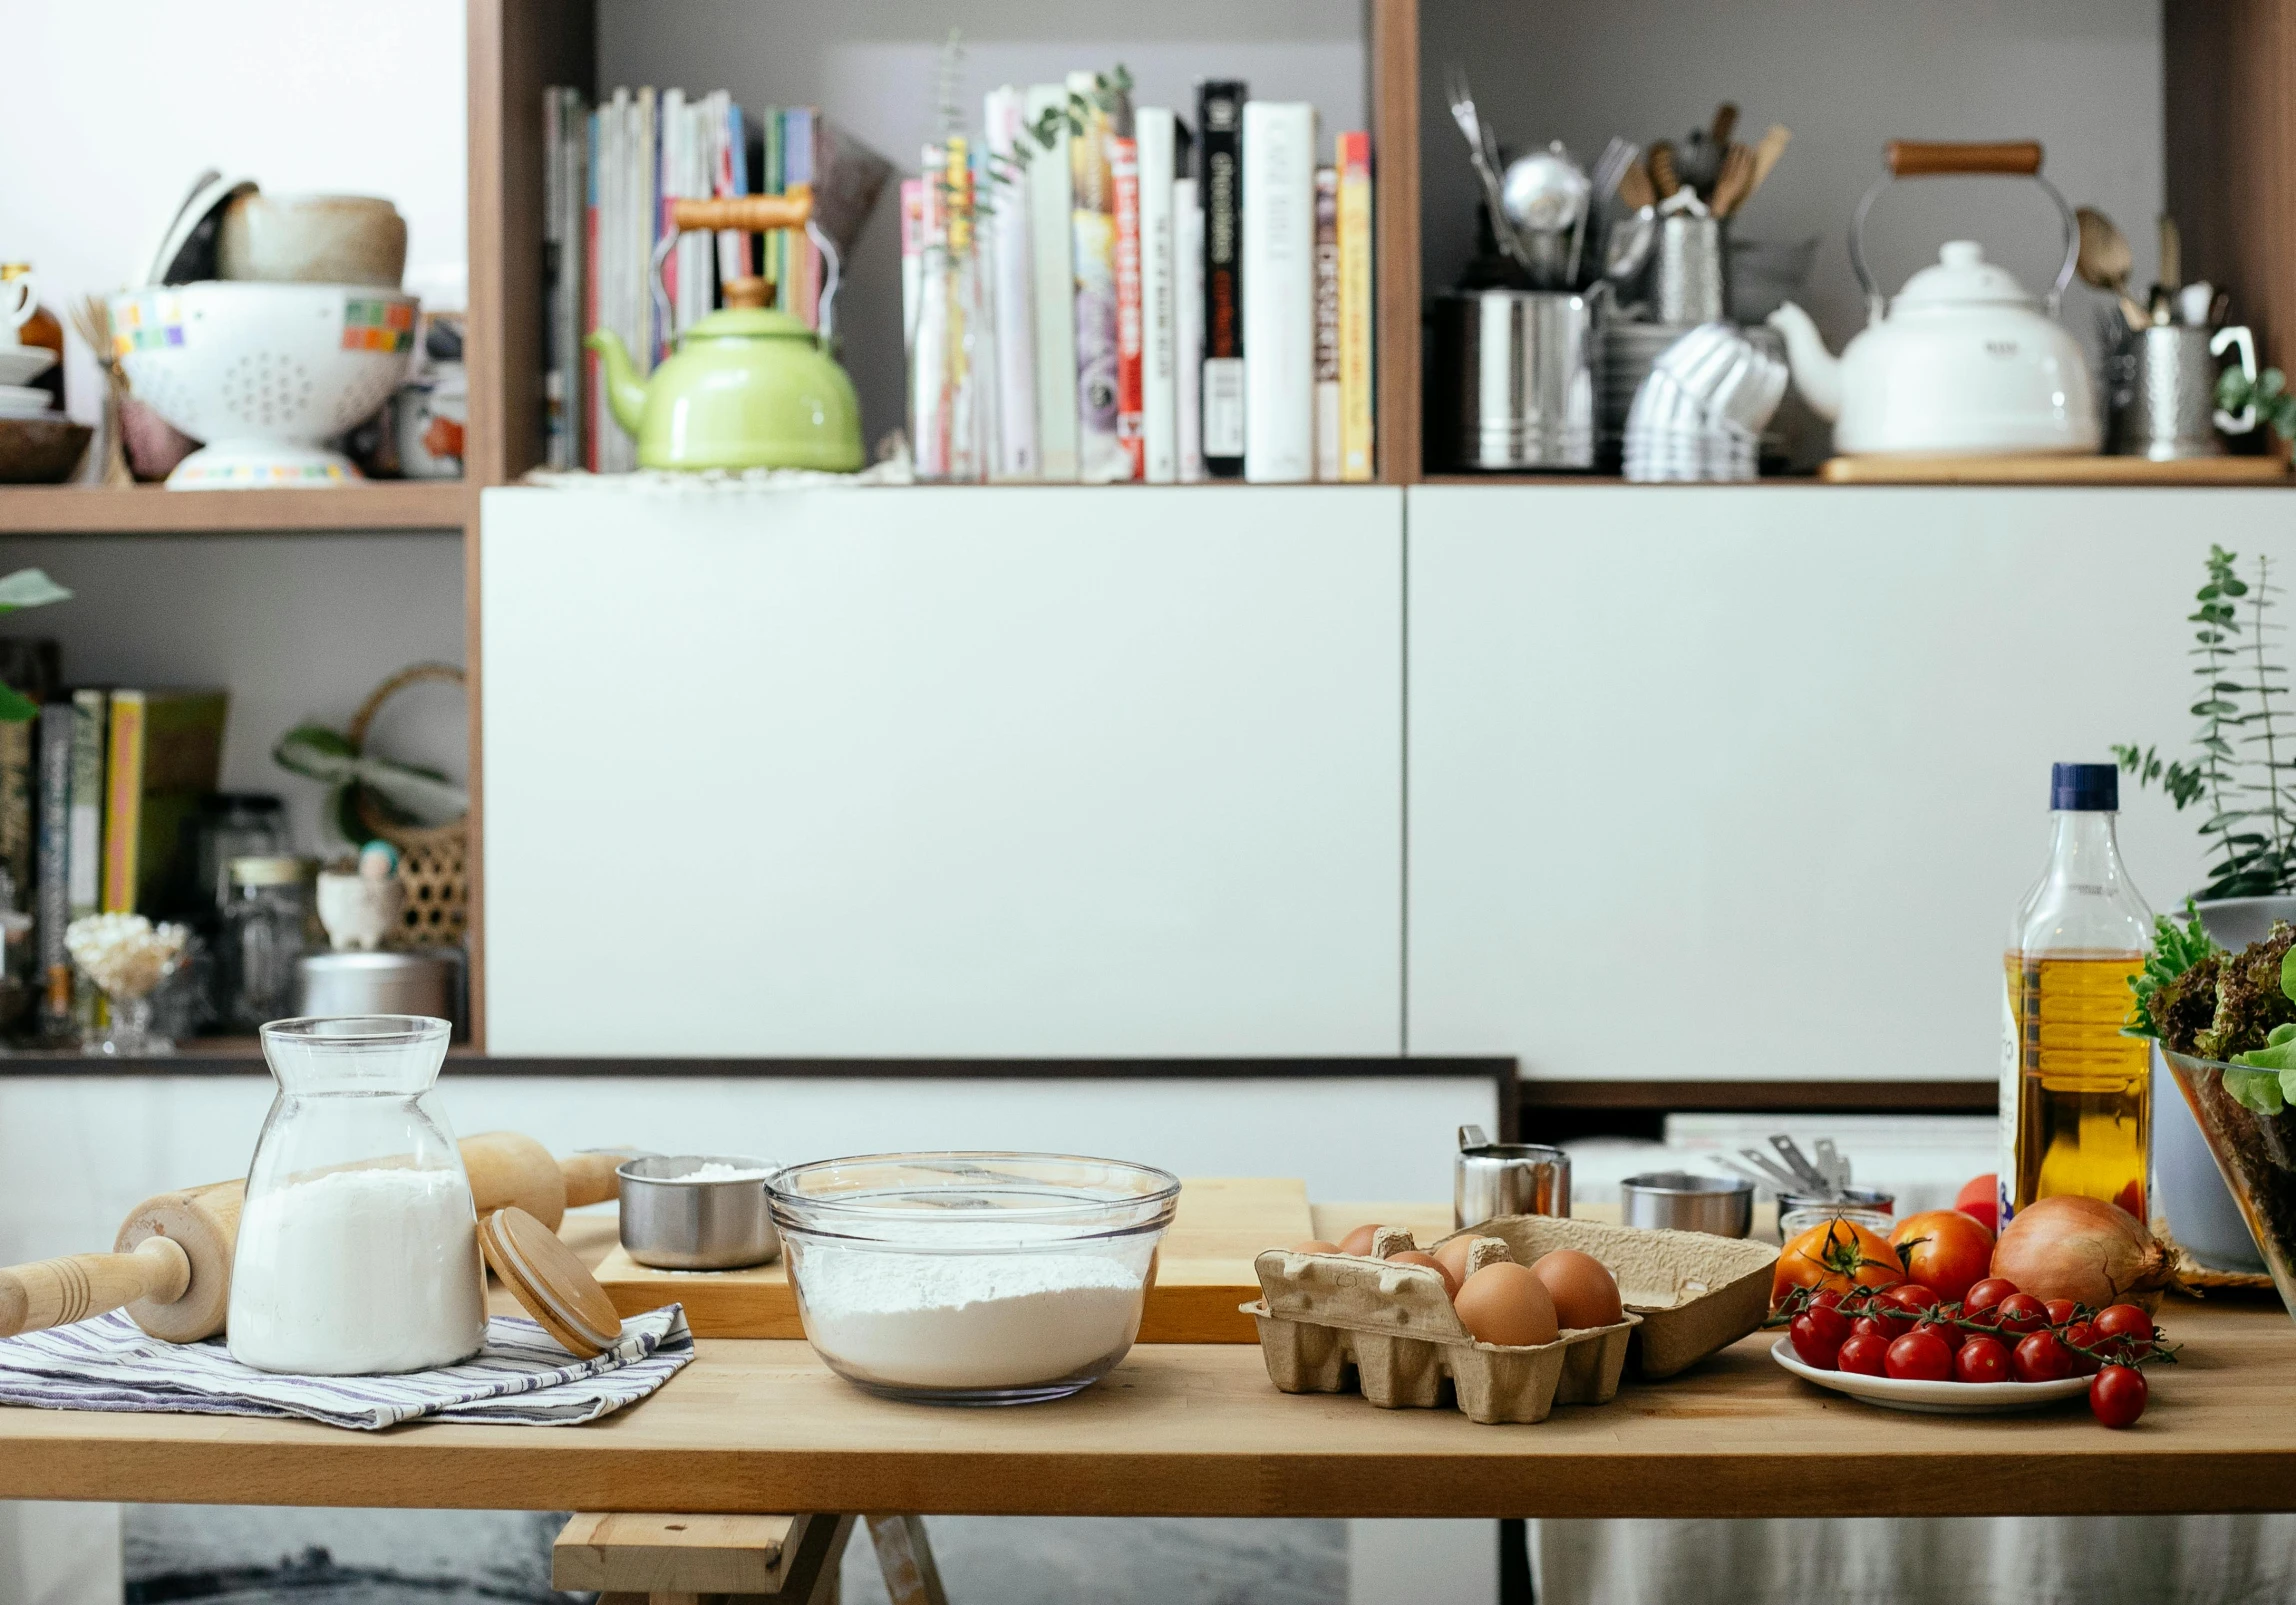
left=555, top=1510, right=950, bottom=1604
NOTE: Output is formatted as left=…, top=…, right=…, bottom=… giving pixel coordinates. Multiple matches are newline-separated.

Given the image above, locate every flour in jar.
left=228, top=1167, right=488, bottom=1376
left=795, top=1245, right=1145, bottom=1390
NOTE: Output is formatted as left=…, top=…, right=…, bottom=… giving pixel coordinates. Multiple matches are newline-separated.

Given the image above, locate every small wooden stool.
left=555, top=1510, right=950, bottom=1605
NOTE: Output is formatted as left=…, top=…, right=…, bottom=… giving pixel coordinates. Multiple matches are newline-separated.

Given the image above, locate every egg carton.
left=1432, top=1215, right=1778, bottom=1379
left=1244, top=1235, right=1637, bottom=1425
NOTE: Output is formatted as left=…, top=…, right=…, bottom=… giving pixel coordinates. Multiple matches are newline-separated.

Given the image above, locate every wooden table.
left=3, top=1208, right=2293, bottom=1521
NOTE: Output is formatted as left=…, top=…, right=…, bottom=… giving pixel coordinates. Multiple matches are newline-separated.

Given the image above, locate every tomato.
left=1885, top=1329, right=1953, bottom=1382
left=1885, top=1283, right=1942, bottom=1313
left=2013, top=1332, right=2075, bottom=1383
left=1955, top=1334, right=2012, bottom=1383
left=1963, top=1277, right=2019, bottom=1314
left=1913, top=1316, right=1965, bottom=1354
left=2091, top=1363, right=2148, bottom=1428
left=1851, top=1314, right=1895, bottom=1340
left=2093, top=1304, right=2156, bottom=1360
left=1837, top=1332, right=1890, bottom=1375
left=1888, top=1210, right=1996, bottom=1304
left=1956, top=1173, right=2000, bottom=1234
left=2043, top=1299, right=2082, bottom=1327
left=1790, top=1310, right=1848, bottom=1369
left=1994, top=1293, right=2050, bottom=1335
left=1811, top=1289, right=1846, bottom=1312
left=2113, top=1178, right=2145, bottom=1220
left=1772, top=1217, right=1905, bottom=1307
left=2061, top=1320, right=2103, bottom=1376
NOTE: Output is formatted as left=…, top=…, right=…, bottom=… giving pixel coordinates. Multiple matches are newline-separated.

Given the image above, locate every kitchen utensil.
left=0, top=1127, right=624, bottom=1343
left=2158, top=212, right=2182, bottom=293
left=1772, top=1336, right=2092, bottom=1413
left=1445, top=65, right=1529, bottom=271
left=588, top=191, right=863, bottom=471
left=110, top=282, right=419, bottom=487
left=1428, top=289, right=1600, bottom=470
left=2209, top=288, right=2232, bottom=329
left=1731, top=1147, right=1804, bottom=1191
left=1501, top=142, right=1593, bottom=289
left=218, top=192, right=408, bottom=287
left=139, top=171, right=258, bottom=286
left=1652, top=196, right=1726, bottom=324
left=1606, top=208, right=1657, bottom=284
left=0, top=417, right=92, bottom=484
left=1745, top=125, right=1792, bottom=206
left=1601, top=320, right=1788, bottom=470
left=617, top=1154, right=783, bottom=1271
left=479, top=1206, right=624, bottom=1359
left=1617, top=156, right=1657, bottom=214
left=2074, top=206, right=2149, bottom=331
left=1709, top=103, right=1741, bottom=157
left=2179, top=281, right=2216, bottom=327
left=1814, top=1138, right=1850, bottom=1193
left=1455, top=1126, right=1572, bottom=1227
left=1622, top=323, right=1786, bottom=484
left=1768, top=140, right=2098, bottom=456
left=1769, top=1135, right=1832, bottom=1195
left=2111, top=322, right=2257, bottom=459
left=1647, top=141, right=1682, bottom=199
left=767, top=1151, right=1179, bottom=1404
left=1618, top=1171, right=1755, bottom=1237
left=295, top=949, right=456, bottom=1024
left=1590, top=137, right=1640, bottom=210
left=1710, top=144, right=1756, bottom=218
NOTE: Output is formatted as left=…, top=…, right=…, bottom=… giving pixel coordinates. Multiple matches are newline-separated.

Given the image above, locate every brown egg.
left=1290, top=1239, right=1341, bottom=1254
left=1529, top=1249, right=1623, bottom=1329
left=1387, top=1249, right=1461, bottom=1298
left=1432, top=1234, right=1487, bottom=1284
left=1336, top=1223, right=1382, bottom=1257
left=1452, top=1262, right=1560, bottom=1347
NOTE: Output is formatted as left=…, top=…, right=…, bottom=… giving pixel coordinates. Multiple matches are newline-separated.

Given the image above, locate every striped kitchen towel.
left=0, top=1303, right=691, bottom=1430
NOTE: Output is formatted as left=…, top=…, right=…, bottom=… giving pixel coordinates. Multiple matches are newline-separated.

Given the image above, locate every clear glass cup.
left=768, top=1152, right=1180, bottom=1405
left=227, top=1015, right=485, bottom=1375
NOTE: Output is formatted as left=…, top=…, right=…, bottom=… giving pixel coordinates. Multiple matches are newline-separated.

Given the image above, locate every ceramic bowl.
left=0, top=417, right=92, bottom=483
left=218, top=192, right=408, bottom=287
left=0, top=347, right=56, bottom=387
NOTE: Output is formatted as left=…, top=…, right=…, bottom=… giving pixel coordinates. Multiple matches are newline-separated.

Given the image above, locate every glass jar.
left=227, top=1015, right=485, bottom=1375
left=220, top=856, right=311, bottom=1031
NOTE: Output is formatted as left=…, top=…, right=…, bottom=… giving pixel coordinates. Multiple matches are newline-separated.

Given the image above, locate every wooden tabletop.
left=4, top=1203, right=2293, bottom=1520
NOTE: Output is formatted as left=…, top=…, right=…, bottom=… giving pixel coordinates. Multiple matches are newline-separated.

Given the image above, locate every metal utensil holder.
left=2110, top=322, right=2258, bottom=459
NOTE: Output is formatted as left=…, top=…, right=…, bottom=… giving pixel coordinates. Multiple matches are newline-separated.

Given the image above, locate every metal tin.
left=1429, top=289, right=1599, bottom=470
left=1653, top=213, right=1726, bottom=324
left=1456, top=1128, right=1572, bottom=1228
left=1618, top=1171, right=1755, bottom=1237
left=1774, top=1186, right=1896, bottom=1226
left=294, top=950, right=453, bottom=1024
left=2110, top=322, right=2256, bottom=460
left=617, top=1153, right=782, bottom=1270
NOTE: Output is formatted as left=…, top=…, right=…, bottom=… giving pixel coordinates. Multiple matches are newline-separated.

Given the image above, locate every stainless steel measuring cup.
left=1455, top=1125, right=1572, bottom=1228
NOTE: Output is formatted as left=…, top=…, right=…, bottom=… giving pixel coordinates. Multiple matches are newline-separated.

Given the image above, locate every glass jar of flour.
left=228, top=1015, right=486, bottom=1374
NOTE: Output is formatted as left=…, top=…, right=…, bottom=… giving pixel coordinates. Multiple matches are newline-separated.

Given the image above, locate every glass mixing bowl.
left=766, top=1152, right=1180, bottom=1405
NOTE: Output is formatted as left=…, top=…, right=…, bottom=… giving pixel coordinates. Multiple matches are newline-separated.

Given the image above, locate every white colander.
left=111, top=282, right=418, bottom=488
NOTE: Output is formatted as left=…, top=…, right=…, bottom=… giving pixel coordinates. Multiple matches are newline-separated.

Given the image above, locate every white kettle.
left=1767, top=141, right=2099, bottom=456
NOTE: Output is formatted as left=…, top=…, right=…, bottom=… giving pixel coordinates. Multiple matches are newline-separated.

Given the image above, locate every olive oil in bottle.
left=2000, top=764, right=2155, bottom=1226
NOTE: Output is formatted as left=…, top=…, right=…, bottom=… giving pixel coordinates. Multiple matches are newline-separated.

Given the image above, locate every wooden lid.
left=479, top=1206, right=623, bottom=1359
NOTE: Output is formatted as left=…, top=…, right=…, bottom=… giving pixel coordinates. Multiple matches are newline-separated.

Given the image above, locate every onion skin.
left=1991, top=1194, right=2170, bottom=1311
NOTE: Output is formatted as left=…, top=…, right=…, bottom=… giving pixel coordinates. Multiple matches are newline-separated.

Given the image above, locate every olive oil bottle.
left=2001, top=764, right=2155, bottom=1226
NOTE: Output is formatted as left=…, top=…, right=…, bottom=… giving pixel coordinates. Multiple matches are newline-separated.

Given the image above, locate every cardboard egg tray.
left=1431, top=1215, right=1778, bottom=1379
left=1244, top=1235, right=1638, bottom=1425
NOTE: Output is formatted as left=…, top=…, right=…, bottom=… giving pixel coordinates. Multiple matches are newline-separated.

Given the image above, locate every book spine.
left=100, top=691, right=144, bottom=914
left=1313, top=165, right=1342, bottom=482
left=1337, top=131, right=1375, bottom=482
left=0, top=715, right=29, bottom=913
left=1025, top=83, right=1079, bottom=481
left=1111, top=130, right=1144, bottom=479
left=66, top=690, right=102, bottom=921
left=36, top=703, right=70, bottom=1022
left=900, top=177, right=926, bottom=356
left=911, top=146, right=952, bottom=478
left=1174, top=177, right=1205, bottom=483
left=985, top=87, right=1039, bottom=479
left=945, top=138, right=987, bottom=481
left=1137, top=107, right=1179, bottom=485
left=638, top=86, right=661, bottom=366
left=1069, top=72, right=1126, bottom=483
left=1241, top=101, right=1316, bottom=483
left=1198, top=80, right=1248, bottom=477
left=784, top=107, right=819, bottom=327
left=584, top=106, right=604, bottom=472
left=543, top=88, right=568, bottom=470
left=762, top=105, right=785, bottom=312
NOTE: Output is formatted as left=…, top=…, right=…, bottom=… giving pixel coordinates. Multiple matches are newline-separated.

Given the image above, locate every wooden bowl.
left=0, top=416, right=92, bottom=484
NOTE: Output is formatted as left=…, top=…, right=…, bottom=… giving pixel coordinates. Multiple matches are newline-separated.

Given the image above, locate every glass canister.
left=220, top=856, right=312, bottom=1031
left=227, top=1015, right=486, bottom=1375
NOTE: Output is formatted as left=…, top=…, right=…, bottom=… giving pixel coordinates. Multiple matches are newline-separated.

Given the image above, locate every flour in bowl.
left=681, top=1162, right=772, bottom=1182
left=794, top=1247, right=1146, bottom=1390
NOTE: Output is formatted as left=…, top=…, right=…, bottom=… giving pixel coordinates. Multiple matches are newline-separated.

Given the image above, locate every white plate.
left=0, top=348, right=55, bottom=387
left=1771, top=1336, right=2092, bottom=1415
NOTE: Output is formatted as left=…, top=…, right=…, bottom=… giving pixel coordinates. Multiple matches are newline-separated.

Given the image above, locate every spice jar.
left=220, top=855, right=311, bottom=1031
left=227, top=1015, right=485, bottom=1375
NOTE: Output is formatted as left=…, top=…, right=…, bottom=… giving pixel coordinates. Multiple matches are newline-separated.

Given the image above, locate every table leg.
left=865, top=1513, right=950, bottom=1605
left=556, top=1511, right=853, bottom=1603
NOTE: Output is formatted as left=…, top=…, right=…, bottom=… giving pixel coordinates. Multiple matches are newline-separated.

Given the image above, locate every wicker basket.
left=346, top=663, right=468, bottom=949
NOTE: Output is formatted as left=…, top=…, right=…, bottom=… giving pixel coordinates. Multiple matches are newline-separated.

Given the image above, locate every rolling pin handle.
left=0, top=1235, right=192, bottom=1339
left=560, top=1149, right=628, bottom=1210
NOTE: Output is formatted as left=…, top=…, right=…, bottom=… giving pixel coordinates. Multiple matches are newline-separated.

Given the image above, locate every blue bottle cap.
left=2051, top=762, right=2118, bottom=811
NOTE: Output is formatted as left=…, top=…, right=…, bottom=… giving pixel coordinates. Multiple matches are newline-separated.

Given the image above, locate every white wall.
left=596, top=0, right=1370, bottom=448
left=0, top=0, right=466, bottom=434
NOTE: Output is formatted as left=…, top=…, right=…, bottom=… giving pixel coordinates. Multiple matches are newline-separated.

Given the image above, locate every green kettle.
left=586, top=190, right=865, bottom=472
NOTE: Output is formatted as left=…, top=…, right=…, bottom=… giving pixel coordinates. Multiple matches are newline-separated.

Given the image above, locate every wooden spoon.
left=1711, top=144, right=1755, bottom=218
left=1616, top=155, right=1656, bottom=213
left=1647, top=141, right=1682, bottom=200
left=1744, top=124, right=1792, bottom=206
left=2076, top=206, right=2149, bottom=331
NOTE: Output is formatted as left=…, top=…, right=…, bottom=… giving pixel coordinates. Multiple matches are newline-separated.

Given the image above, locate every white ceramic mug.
left=0, top=273, right=33, bottom=347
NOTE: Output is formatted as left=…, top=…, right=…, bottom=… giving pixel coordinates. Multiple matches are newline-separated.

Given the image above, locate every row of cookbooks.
left=0, top=643, right=227, bottom=1033
left=541, top=85, right=891, bottom=473
left=907, top=75, right=1375, bottom=484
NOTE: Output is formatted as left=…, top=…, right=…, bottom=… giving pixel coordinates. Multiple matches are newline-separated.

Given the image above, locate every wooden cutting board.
left=594, top=1176, right=1314, bottom=1343
left=1820, top=452, right=2289, bottom=484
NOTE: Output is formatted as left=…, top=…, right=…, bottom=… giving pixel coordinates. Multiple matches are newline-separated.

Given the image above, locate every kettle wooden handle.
left=1886, top=140, right=2043, bottom=178
left=671, top=186, right=812, bottom=235
left=0, top=1236, right=191, bottom=1339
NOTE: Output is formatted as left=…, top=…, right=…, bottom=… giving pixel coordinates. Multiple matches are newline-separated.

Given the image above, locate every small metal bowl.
left=617, top=1154, right=782, bottom=1270
left=1619, top=1171, right=1756, bottom=1237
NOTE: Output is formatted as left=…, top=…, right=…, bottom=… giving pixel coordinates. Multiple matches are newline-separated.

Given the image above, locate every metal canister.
left=1429, top=289, right=1600, bottom=470
left=1618, top=1171, right=1755, bottom=1237
left=295, top=950, right=454, bottom=1024
left=2111, top=323, right=2256, bottom=460
left=1455, top=1126, right=1571, bottom=1228
left=1653, top=212, right=1726, bottom=325
left=617, top=1154, right=783, bottom=1270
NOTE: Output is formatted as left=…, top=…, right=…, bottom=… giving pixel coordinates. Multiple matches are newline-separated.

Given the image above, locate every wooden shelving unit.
left=0, top=482, right=471, bottom=536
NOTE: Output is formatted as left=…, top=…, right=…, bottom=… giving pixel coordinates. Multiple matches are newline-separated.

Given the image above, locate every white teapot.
left=1767, top=142, right=2099, bottom=457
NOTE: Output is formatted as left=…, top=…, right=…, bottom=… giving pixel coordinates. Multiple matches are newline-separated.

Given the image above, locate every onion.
left=1991, top=1194, right=2171, bottom=1310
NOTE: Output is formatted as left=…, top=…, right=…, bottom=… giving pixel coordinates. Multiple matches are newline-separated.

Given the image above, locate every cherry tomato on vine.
left=2091, top=1363, right=2148, bottom=1428
left=2043, top=1299, right=2082, bottom=1327
left=1954, top=1334, right=2011, bottom=1383
left=1851, top=1313, right=1897, bottom=1341
left=2061, top=1320, right=2104, bottom=1376
left=1994, top=1293, right=2050, bottom=1335
left=1963, top=1278, right=2019, bottom=1314
left=1885, top=1329, right=1953, bottom=1382
left=1790, top=1311, right=1847, bottom=1369
left=1913, top=1317, right=1966, bottom=1355
left=1811, top=1288, right=1846, bottom=1312
left=1886, top=1284, right=1942, bottom=1314
left=1836, top=1333, right=1890, bottom=1376
left=2093, top=1304, right=2156, bottom=1359
left=2013, top=1331, right=2075, bottom=1383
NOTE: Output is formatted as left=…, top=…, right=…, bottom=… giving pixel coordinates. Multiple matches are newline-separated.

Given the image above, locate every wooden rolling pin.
left=0, top=1132, right=623, bottom=1343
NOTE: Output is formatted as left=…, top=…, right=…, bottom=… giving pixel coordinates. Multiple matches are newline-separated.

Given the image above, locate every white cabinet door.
left=1405, top=484, right=2264, bottom=1084
left=481, top=485, right=1403, bottom=1056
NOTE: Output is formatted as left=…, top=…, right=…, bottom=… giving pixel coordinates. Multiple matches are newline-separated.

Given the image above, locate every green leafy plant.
left=272, top=724, right=469, bottom=846
left=2223, top=949, right=2296, bottom=1113
left=2116, top=544, right=2296, bottom=900
left=0, top=569, right=74, bottom=721
left=927, top=30, right=1132, bottom=233
left=2125, top=901, right=2219, bottom=1041
left=2219, top=366, right=2296, bottom=442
